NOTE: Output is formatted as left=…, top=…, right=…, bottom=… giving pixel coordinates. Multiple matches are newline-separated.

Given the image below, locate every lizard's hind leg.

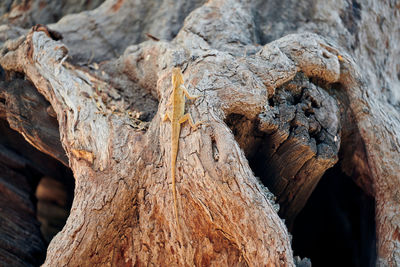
left=178, top=113, right=203, bottom=130
left=163, top=112, right=171, bottom=122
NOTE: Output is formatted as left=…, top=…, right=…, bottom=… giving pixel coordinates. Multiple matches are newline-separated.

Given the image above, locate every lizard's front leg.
left=181, top=85, right=200, bottom=100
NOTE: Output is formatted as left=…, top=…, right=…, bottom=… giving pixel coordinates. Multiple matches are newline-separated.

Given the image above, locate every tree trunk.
left=0, top=0, right=399, bottom=266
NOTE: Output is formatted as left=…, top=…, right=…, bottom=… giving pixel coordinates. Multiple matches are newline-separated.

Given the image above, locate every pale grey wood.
left=0, top=0, right=399, bottom=265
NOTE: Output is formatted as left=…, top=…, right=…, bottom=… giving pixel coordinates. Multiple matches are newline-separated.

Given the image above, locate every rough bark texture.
left=0, top=0, right=399, bottom=266
left=0, top=0, right=104, bottom=28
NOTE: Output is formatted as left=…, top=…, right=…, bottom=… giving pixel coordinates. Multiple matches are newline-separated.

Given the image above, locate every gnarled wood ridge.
left=0, top=0, right=399, bottom=266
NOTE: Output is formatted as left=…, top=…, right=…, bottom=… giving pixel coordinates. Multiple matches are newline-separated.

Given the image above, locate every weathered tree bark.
left=0, top=118, right=72, bottom=266
left=0, top=0, right=399, bottom=266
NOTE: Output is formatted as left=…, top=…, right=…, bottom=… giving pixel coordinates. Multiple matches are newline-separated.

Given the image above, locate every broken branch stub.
left=225, top=34, right=343, bottom=226
left=258, top=72, right=340, bottom=226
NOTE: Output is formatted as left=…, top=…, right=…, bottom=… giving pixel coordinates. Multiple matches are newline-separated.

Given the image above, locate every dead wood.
left=0, top=0, right=399, bottom=266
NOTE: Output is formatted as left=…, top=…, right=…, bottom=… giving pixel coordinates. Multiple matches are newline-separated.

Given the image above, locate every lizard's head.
left=172, top=67, right=184, bottom=89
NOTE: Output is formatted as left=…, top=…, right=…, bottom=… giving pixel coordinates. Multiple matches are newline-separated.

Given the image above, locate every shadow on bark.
left=0, top=118, right=74, bottom=266
left=0, top=67, right=74, bottom=266
left=292, top=165, right=376, bottom=267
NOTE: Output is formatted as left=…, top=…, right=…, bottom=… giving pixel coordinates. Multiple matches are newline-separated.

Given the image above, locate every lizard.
left=163, top=67, right=201, bottom=230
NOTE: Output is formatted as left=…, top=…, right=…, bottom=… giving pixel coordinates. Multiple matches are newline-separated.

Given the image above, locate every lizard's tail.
left=171, top=162, right=180, bottom=230
left=171, top=160, right=185, bottom=258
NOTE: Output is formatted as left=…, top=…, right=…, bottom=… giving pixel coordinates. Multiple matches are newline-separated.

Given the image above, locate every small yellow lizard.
left=163, top=67, right=201, bottom=229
